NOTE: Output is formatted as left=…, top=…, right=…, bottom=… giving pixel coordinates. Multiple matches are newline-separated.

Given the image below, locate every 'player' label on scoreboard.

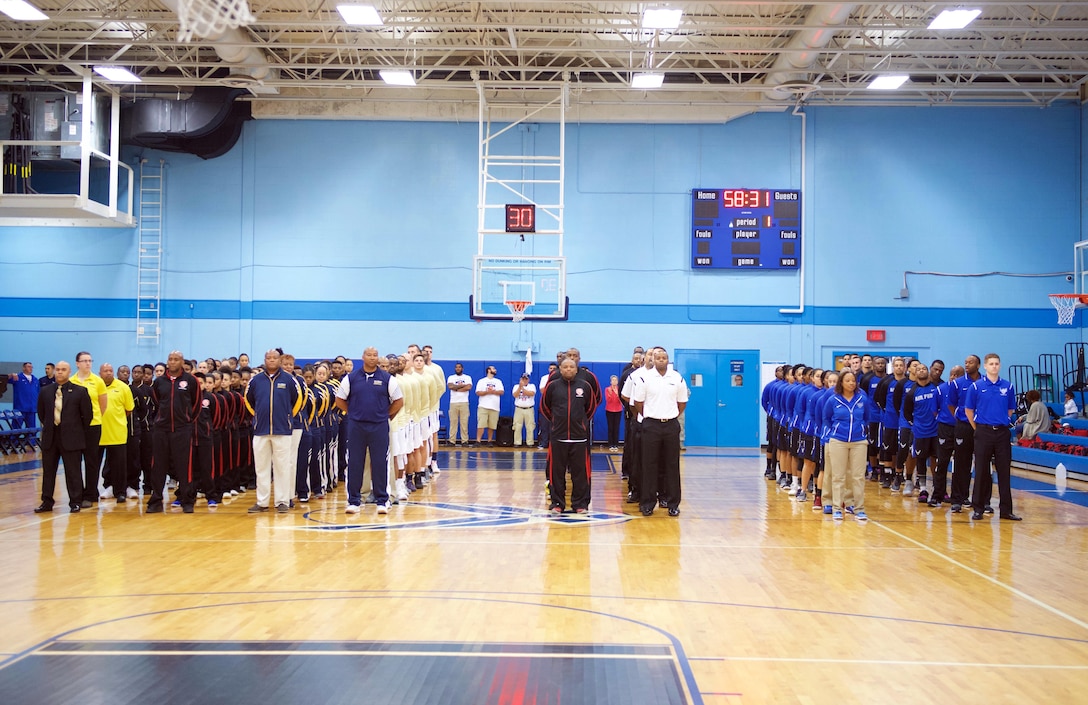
left=733, top=229, right=759, bottom=239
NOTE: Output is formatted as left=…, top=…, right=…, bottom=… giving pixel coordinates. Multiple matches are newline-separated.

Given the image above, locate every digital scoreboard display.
left=691, top=189, right=801, bottom=270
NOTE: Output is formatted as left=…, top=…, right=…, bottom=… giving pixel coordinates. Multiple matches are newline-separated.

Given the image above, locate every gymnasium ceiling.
left=1, top=1, right=1086, bottom=121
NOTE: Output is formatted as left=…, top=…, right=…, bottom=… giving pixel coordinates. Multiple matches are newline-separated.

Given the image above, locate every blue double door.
left=674, top=349, right=760, bottom=448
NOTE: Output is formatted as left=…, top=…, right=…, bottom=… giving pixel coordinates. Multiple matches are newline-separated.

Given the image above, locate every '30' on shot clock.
left=505, top=204, right=536, bottom=233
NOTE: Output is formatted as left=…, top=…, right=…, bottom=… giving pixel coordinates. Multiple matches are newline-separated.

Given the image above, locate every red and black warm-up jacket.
left=150, top=372, right=202, bottom=432
left=541, top=375, right=599, bottom=441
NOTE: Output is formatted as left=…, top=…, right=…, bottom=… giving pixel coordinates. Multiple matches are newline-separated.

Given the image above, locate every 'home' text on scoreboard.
left=690, top=189, right=801, bottom=270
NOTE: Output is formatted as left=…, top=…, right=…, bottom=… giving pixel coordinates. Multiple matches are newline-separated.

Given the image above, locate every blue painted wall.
left=0, top=104, right=1083, bottom=383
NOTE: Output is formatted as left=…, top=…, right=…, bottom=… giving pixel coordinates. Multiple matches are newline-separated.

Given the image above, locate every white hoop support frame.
left=177, top=0, right=257, bottom=42
left=506, top=300, right=530, bottom=323
left=1049, top=294, right=1088, bottom=325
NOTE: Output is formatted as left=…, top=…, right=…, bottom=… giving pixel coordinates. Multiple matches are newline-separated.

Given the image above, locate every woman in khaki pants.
left=823, top=370, right=873, bottom=522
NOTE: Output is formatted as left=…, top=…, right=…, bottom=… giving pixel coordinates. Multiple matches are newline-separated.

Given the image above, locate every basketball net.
left=1050, top=294, right=1088, bottom=326
left=176, top=0, right=257, bottom=42
left=506, top=301, right=529, bottom=323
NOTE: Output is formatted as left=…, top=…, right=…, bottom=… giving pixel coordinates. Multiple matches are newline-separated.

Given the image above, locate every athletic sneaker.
left=881, top=474, right=892, bottom=489
left=230, top=489, right=239, bottom=497
left=890, top=476, right=902, bottom=492
left=431, top=462, right=441, bottom=474
left=395, top=478, right=409, bottom=502
left=126, top=487, right=139, bottom=499
left=376, top=501, right=390, bottom=515
left=917, top=490, right=929, bottom=504
left=207, top=499, right=218, bottom=508
left=903, top=480, right=914, bottom=495
left=823, top=503, right=833, bottom=515
left=813, top=495, right=823, bottom=510
left=99, top=489, right=114, bottom=500
left=928, top=497, right=943, bottom=508
left=855, top=510, right=869, bottom=522
left=171, top=500, right=181, bottom=508
left=795, top=489, right=807, bottom=502
left=832, top=508, right=844, bottom=520
left=787, top=481, right=799, bottom=497
left=405, top=475, right=416, bottom=492
left=345, top=503, right=361, bottom=514
left=276, top=503, right=289, bottom=513
left=247, top=504, right=268, bottom=513
left=845, top=505, right=855, bottom=515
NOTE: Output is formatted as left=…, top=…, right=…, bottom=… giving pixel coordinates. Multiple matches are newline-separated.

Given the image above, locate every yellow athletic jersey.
left=70, top=372, right=108, bottom=426
left=413, top=371, right=433, bottom=419
left=99, top=379, right=134, bottom=445
left=424, top=362, right=445, bottom=412
left=391, top=374, right=409, bottom=430
left=400, top=372, right=421, bottom=423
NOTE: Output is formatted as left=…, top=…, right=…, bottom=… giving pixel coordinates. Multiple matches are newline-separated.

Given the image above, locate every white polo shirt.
left=632, top=367, right=688, bottom=420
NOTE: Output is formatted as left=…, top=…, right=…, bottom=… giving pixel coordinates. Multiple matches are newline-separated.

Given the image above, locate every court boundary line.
left=871, top=520, right=1088, bottom=633
left=691, top=656, right=1088, bottom=669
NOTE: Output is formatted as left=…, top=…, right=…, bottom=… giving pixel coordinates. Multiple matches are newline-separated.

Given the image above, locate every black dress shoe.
left=146, top=503, right=164, bottom=514
left=668, top=507, right=680, bottom=517
left=1000, top=512, right=1023, bottom=521
left=971, top=510, right=984, bottom=520
left=640, top=506, right=654, bottom=517
left=626, top=492, right=639, bottom=504
left=182, top=504, right=195, bottom=514
left=658, top=499, right=668, bottom=509
left=34, top=503, right=53, bottom=513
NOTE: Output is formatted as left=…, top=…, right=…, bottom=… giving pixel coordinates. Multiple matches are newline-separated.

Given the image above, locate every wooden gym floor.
left=0, top=446, right=1085, bottom=704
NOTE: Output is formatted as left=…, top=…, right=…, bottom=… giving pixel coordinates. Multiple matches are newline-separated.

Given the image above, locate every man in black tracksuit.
left=541, top=358, right=599, bottom=513
left=149, top=351, right=202, bottom=513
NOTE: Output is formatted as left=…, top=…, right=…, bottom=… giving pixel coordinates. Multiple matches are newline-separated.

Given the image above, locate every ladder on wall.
left=136, top=158, right=164, bottom=344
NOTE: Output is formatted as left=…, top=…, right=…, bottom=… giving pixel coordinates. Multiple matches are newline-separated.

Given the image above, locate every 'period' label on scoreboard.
left=733, top=257, right=760, bottom=267
left=694, top=229, right=713, bottom=238
left=734, top=217, right=758, bottom=227
left=733, top=229, right=759, bottom=239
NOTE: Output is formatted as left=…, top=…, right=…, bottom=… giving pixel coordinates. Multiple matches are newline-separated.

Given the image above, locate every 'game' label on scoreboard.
left=733, top=257, right=760, bottom=267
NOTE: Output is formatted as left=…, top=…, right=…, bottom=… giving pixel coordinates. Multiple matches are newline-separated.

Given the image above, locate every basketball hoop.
left=1049, top=294, right=1088, bottom=325
left=506, top=300, right=529, bottom=323
left=176, top=0, right=257, bottom=42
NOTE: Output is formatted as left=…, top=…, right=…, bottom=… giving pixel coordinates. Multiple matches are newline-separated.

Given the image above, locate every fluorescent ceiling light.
left=93, top=66, right=142, bottom=83
left=337, top=4, right=383, bottom=26
left=867, top=75, right=909, bottom=90
left=631, top=72, right=664, bottom=89
left=0, top=0, right=48, bottom=21
left=928, top=9, right=981, bottom=30
left=379, top=69, right=416, bottom=86
left=643, top=8, right=682, bottom=30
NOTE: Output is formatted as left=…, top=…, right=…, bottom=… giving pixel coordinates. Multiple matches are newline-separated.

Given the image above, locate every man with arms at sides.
left=446, top=363, right=472, bottom=446
left=929, top=359, right=945, bottom=386
left=860, top=356, right=886, bottom=482
left=69, top=351, right=108, bottom=507
left=874, top=357, right=905, bottom=489
left=930, top=365, right=963, bottom=507
left=903, top=364, right=939, bottom=505
left=761, top=365, right=784, bottom=480
left=245, top=349, right=302, bottom=514
left=149, top=350, right=203, bottom=514
left=422, top=345, right=445, bottom=474
left=475, top=365, right=504, bottom=445
left=6, top=362, right=38, bottom=428
left=34, top=361, right=92, bottom=513
left=541, top=357, right=599, bottom=514
left=97, top=363, right=134, bottom=502
left=619, top=351, right=644, bottom=475
left=335, top=347, right=404, bottom=515
left=634, top=348, right=689, bottom=517
left=947, top=355, right=982, bottom=513
left=965, top=353, right=1021, bottom=522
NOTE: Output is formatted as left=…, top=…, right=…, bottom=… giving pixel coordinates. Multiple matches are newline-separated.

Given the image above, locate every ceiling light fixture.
left=631, top=72, right=665, bottom=89
left=337, top=4, right=383, bottom=26
left=928, top=9, right=981, bottom=30
left=379, top=69, right=416, bottom=86
left=867, top=75, right=909, bottom=90
left=0, top=0, right=47, bottom=21
left=643, top=8, right=682, bottom=30
left=93, top=66, right=142, bottom=83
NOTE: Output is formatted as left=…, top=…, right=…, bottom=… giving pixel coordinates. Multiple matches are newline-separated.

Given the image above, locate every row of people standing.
left=762, top=352, right=1021, bottom=522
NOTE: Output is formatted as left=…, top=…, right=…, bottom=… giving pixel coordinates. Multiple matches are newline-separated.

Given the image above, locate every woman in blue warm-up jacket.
left=823, top=370, right=872, bottom=522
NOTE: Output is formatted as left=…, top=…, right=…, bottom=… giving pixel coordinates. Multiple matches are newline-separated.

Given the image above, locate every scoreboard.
left=691, top=188, right=801, bottom=270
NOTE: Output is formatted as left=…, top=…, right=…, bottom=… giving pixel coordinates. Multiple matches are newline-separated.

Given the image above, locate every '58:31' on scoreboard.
left=691, top=189, right=801, bottom=270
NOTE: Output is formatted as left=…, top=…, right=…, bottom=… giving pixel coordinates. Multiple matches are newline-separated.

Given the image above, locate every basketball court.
left=0, top=448, right=1085, bottom=704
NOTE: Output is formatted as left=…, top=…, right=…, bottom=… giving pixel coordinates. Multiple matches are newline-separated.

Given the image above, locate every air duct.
left=122, top=86, right=250, bottom=159
left=764, top=4, right=856, bottom=101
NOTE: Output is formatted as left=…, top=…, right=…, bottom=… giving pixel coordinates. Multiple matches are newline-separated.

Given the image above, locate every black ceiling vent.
left=122, top=86, right=251, bottom=160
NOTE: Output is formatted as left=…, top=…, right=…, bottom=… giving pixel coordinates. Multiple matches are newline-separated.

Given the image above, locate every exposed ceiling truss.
left=0, top=1, right=1086, bottom=120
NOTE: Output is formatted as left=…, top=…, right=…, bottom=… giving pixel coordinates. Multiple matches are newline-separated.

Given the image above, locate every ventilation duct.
left=763, top=4, right=856, bottom=101
left=122, top=86, right=251, bottom=159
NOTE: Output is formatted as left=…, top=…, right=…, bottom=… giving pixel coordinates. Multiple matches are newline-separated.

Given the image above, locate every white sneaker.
left=126, top=487, right=139, bottom=499
left=230, top=489, right=239, bottom=497
left=787, top=480, right=799, bottom=497
left=903, top=480, right=914, bottom=495
left=377, top=501, right=390, bottom=515
left=99, top=488, right=114, bottom=500
left=395, top=478, right=409, bottom=502
left=431, top=462, right=441, bottom=474
left=345, top=503, right=361, bottom=514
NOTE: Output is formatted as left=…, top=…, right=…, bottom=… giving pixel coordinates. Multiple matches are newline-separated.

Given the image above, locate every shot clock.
left=691, top=189, right=801, bottom=270
left=505, top=204, right=536, bottom=233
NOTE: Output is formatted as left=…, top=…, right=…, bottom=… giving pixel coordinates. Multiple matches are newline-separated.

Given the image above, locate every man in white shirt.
left=446, top=363, right=472, bottom=445
left=475, top=366, right=504, bottom=445
left=621, top=350, right=653, bottom=503
left=512, top=373, right=537, bottom=446
left=633, top=348, right=689, bottom=517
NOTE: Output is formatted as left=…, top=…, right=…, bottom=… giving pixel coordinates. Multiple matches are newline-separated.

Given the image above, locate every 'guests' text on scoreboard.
left=691, top=189, right=801, bottom=270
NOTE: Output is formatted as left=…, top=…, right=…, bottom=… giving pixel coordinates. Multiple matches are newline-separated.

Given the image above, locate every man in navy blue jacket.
left=244, top=349, right=302, bottom=514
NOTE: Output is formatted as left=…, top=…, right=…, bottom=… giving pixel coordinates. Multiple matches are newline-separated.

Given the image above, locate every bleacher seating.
left=0, top=410, right=40, bottom=455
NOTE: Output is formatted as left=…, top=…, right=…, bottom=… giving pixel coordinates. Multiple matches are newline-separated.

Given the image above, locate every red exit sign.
left=866, top=329, right=886, bottom=343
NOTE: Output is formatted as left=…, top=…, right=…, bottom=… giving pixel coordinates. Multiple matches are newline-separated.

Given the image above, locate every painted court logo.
left=297, top=501, right=632, bottom=532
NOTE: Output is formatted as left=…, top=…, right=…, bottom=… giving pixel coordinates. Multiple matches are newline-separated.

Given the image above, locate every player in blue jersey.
left=892, top=360, right=919, bottom=494
left=965, top=353, right=1020, bottom=521
left=903, top=365, right=940, bottom=504
left=796, top=369, right=824, bottom=502
left=874, top=357, right=905, bottom=489
left=947, top=355, right=982, bottom=513
left=813, top=370, right=838, bottom=512
left=762, top=366, right=785, bottom=479
left=862, top=357, right=886, bottom=482
left=929, top=365, right=962, bottom=507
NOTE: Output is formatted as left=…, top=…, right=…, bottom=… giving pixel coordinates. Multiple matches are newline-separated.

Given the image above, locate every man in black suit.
left=35, top=361, right=92, bottom=513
